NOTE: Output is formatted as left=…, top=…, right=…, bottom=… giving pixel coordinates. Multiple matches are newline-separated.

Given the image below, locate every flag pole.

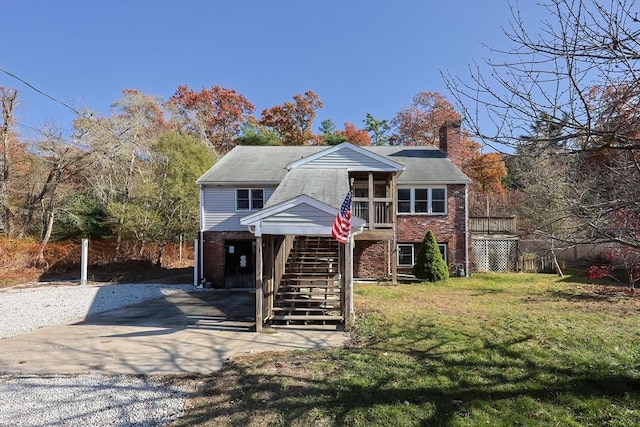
left=347, top=178, right=355, bottom=328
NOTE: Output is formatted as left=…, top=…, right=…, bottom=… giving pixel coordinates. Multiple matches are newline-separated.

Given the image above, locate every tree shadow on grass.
left=177, top=330, right=640, bottom=426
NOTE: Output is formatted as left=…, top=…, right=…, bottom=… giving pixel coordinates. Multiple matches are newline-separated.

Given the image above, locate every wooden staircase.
left=271, top=236, right=343, bottom=325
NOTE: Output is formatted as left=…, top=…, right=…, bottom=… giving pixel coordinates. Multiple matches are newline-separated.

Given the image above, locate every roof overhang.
left=286, top=142, right=406, bottom=172
left=240, top=194, right=366, bottom=237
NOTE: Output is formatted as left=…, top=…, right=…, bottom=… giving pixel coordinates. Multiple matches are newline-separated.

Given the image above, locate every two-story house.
left=196, top=124, right=471, bottom=329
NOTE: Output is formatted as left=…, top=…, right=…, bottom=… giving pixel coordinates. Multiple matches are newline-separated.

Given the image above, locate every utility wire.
left=0, top=67, right=88, bottom=118
left=1, top=67, right=131, bottom=140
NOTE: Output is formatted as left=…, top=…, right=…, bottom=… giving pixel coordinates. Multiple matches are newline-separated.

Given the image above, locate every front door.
left=224, top=240, right=256, bottom=288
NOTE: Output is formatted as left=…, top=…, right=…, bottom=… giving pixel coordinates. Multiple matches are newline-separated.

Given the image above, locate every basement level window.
left=236, top=189, right=264, bottom=211
left=397, top=243, right=448, bottom=266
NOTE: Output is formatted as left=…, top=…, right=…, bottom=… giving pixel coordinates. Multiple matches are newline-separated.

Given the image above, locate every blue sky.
left=0, top=0, right=548, bottom=147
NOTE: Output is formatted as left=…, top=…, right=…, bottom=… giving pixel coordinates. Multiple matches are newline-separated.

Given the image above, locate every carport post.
left=255, top=235, right=263, bottom=332
left=80, top=239, right=88, bottom=285
left=193, top=239, right=199, bottom=288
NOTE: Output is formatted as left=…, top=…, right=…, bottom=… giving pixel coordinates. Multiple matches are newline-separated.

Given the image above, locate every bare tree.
left=444, top=0, right=640, bottom=251
left=1, top=87, right=18, bottom=237
left=445, top=0, right=639, bottom=152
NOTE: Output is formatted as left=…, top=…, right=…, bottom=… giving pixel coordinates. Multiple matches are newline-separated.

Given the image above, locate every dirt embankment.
left=0, top=238, right=194, bottom=285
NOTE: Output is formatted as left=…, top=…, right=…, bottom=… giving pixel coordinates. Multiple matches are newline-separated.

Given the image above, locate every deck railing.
left=353, top=199, right=393, bottom=229
left=469, top=216, right=517, bottom=234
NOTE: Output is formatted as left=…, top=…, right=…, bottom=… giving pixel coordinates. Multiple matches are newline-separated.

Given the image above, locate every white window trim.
left=397, top=243, right=415, bottom=267
left=236, top=188, right=265, bottom=211
left=397, top=187, right=447, bottom=215
left=438, top=243, right=448, bottom=264
left=397, top=242, right=448, bottom=266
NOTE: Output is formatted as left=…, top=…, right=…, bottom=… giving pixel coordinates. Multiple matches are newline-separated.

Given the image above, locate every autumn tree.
left=170, top=84, right=255, bottom=155
left=25, top=123, right=101, bottom=265
left=467, top=151, right=508, bottom=217
left=73, top=90, right=171, bottom=258
left=444, top=0, right=639, bottom=250
left=260, top=91, right=323, bottom=146
left=341, top=122, right=371, bottom=146
left=317, top=120, right=372, bottom=146
left=391, top=92, right=462, bottom=146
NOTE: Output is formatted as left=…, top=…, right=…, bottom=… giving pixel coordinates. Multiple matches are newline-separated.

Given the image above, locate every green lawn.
left=175, top=273, right=640, bottom=426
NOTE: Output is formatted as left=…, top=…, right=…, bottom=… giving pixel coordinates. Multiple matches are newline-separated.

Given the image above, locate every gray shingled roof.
left=263, top=168, right=349, bottom=209
left=197, top=146, right=325, bottom=184
left=367, top=146, right=470, bottom=184
left=197, top=144, right=470, bottom=185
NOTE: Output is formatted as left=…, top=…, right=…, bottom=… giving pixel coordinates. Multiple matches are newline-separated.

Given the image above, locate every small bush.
left=412, top=230, right=449, bottom=282
left=587, top=265, right=614, bottom=280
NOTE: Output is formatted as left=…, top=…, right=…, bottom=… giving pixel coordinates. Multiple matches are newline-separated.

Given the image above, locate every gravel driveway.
left=0, top=282, right=199, bottom=426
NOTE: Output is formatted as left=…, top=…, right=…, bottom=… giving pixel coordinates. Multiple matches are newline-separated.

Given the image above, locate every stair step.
left=271, top=314, right=343, bottom=321
left=280, top=280, right=339, bottom=284
left=276, top=292, right=341, bottom=298
left=278, top=284, right=339, bottom=289
left=277, top=292, right=340, bottom=298
left=274, top=307, right=341, bottom=314
left=275, top=299, right=340, bottom=305
left=284, top=272, right=338, bottom=276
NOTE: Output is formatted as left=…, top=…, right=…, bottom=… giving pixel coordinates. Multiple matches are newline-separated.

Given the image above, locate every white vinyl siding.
left=236, top=188, right=264, bottom=211
left=397, top=187, right=447, bottom=215
left=298, top=150, right=396, bottom=170
left=201, top=186, right=275, bottom=231
left=263, top=203, right=335, bottom=228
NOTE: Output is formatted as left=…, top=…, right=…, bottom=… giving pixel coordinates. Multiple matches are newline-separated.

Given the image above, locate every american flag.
left=332, top=191, right=352, bottom=244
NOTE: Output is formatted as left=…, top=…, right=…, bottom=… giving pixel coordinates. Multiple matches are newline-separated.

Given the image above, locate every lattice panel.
left=472, top=239, right=517, bottom=272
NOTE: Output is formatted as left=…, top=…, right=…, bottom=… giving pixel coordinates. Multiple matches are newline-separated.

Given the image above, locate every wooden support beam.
left=255, top=235, right=263, bottom=332
left=266, top=235, right=274, bottom=321
left=391, top=173, right=398, bottom=285
left=344, top=237, right=354, bottom=331
left=368, top=172, right=374, bottom=227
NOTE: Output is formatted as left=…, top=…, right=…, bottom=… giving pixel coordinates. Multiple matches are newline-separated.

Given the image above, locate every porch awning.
left=240, top=168, right=365, bottom=237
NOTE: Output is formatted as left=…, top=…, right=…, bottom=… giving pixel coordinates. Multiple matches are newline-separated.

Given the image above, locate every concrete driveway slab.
left=0, top=290, right=349, bottom=375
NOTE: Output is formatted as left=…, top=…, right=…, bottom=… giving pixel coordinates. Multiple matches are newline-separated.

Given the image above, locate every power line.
left=1, top=68, right=131, bottom=141
left=0, top=67, right=88, bottom=118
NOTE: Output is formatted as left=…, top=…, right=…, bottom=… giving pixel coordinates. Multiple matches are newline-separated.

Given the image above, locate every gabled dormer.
left=286, top=142, right=405, bottom=172
left=287, top=143, right=406, bottom=237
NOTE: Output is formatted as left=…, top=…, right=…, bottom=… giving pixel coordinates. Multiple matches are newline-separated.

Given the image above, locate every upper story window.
left=236, top=189, right=264, bottom=211
left=397, top=187, right=447, bottom=215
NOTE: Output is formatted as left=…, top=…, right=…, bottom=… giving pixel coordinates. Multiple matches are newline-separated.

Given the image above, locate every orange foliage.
left=589, top=83, right=640, bottom=148
left=468, top=152, right=508, bottom=194
left=0, top=238, right=194, bottom=283
left=340, top=122, right=371, bottom=146
left=260, top=91, right=323, bottom=145
left=392, top=92, right=462, bottom=146
left=171, top=85, right=255, bottom=154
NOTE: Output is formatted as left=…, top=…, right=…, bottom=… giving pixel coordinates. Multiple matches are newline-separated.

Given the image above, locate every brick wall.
left=354, top=240, right=388, bottom=278
left=397, top=184, right=468, bottom=270
left=439, top=122, right=463, bottom=169
left=201, top=230, right=254, bottom=287
left=354, top=184, right=468, bottom=278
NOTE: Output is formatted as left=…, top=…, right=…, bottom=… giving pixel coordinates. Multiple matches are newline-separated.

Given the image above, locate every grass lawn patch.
left=174, top=273, right=640, bottom=426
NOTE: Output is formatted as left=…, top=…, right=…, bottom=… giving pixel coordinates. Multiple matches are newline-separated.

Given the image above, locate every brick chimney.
left=439, top=121, right=462, bottom=168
